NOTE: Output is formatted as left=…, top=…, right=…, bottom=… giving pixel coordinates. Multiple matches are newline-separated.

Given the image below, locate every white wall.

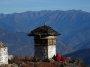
left=48, top=45, right=56, bottom=58
left=0, top=47, right=8, bottom=65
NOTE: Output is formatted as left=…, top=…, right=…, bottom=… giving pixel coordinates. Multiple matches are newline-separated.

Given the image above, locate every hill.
left=0, top=10, right=90, bottom=55
left=66, top=48, right=90, bottom=67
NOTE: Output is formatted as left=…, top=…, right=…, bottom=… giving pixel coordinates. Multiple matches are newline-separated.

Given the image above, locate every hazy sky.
left=0, top=0, right=90, bottom=13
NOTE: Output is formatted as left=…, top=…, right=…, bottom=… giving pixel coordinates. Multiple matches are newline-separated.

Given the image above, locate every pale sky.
left=0, top=0, right=90, bottom=13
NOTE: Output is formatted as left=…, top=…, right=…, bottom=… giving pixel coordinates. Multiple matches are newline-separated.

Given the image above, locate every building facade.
left=0, top=42, right=8, bottom=65
left=28, top=25, right=60, bottom=59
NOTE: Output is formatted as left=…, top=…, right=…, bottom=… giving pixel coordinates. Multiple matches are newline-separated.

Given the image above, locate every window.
left=53, top=39, right=56, bottom=45
left=48, top=39, right=56, bottom=45
left=48, top=39, right=53, bottom=45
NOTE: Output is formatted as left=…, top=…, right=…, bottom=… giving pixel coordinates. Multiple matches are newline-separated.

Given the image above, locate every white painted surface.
left=48, top=45, right=56, bottom=58
left=0, top=47, right=8, bottom=65
left=46, top=36, right=56, bottom=38
left=41, top=36, right=56, bottom=39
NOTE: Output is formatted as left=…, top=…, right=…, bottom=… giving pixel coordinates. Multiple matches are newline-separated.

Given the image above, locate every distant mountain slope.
left=0, top=30, right=34, bottom=56
left=0, top=30, right=72, bottom=56
left=65, top=48, right=90, bottom=67
left=0, top=10, right=90, bottom=55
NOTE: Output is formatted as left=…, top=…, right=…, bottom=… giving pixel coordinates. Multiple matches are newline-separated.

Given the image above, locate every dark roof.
left=28, top=25, right=60, bottom=36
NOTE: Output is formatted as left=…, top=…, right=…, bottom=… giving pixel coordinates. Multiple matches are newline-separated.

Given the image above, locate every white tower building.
left=28, top=25, right=60, bottom=59
left=0, top=42, right=8, bottom=65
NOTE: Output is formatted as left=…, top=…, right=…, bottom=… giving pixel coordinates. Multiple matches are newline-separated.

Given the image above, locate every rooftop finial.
left=44, top=22, right=47, bottom=26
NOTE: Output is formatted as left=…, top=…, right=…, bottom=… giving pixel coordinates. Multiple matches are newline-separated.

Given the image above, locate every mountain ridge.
left=0, top=10, right=90, bottom=56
